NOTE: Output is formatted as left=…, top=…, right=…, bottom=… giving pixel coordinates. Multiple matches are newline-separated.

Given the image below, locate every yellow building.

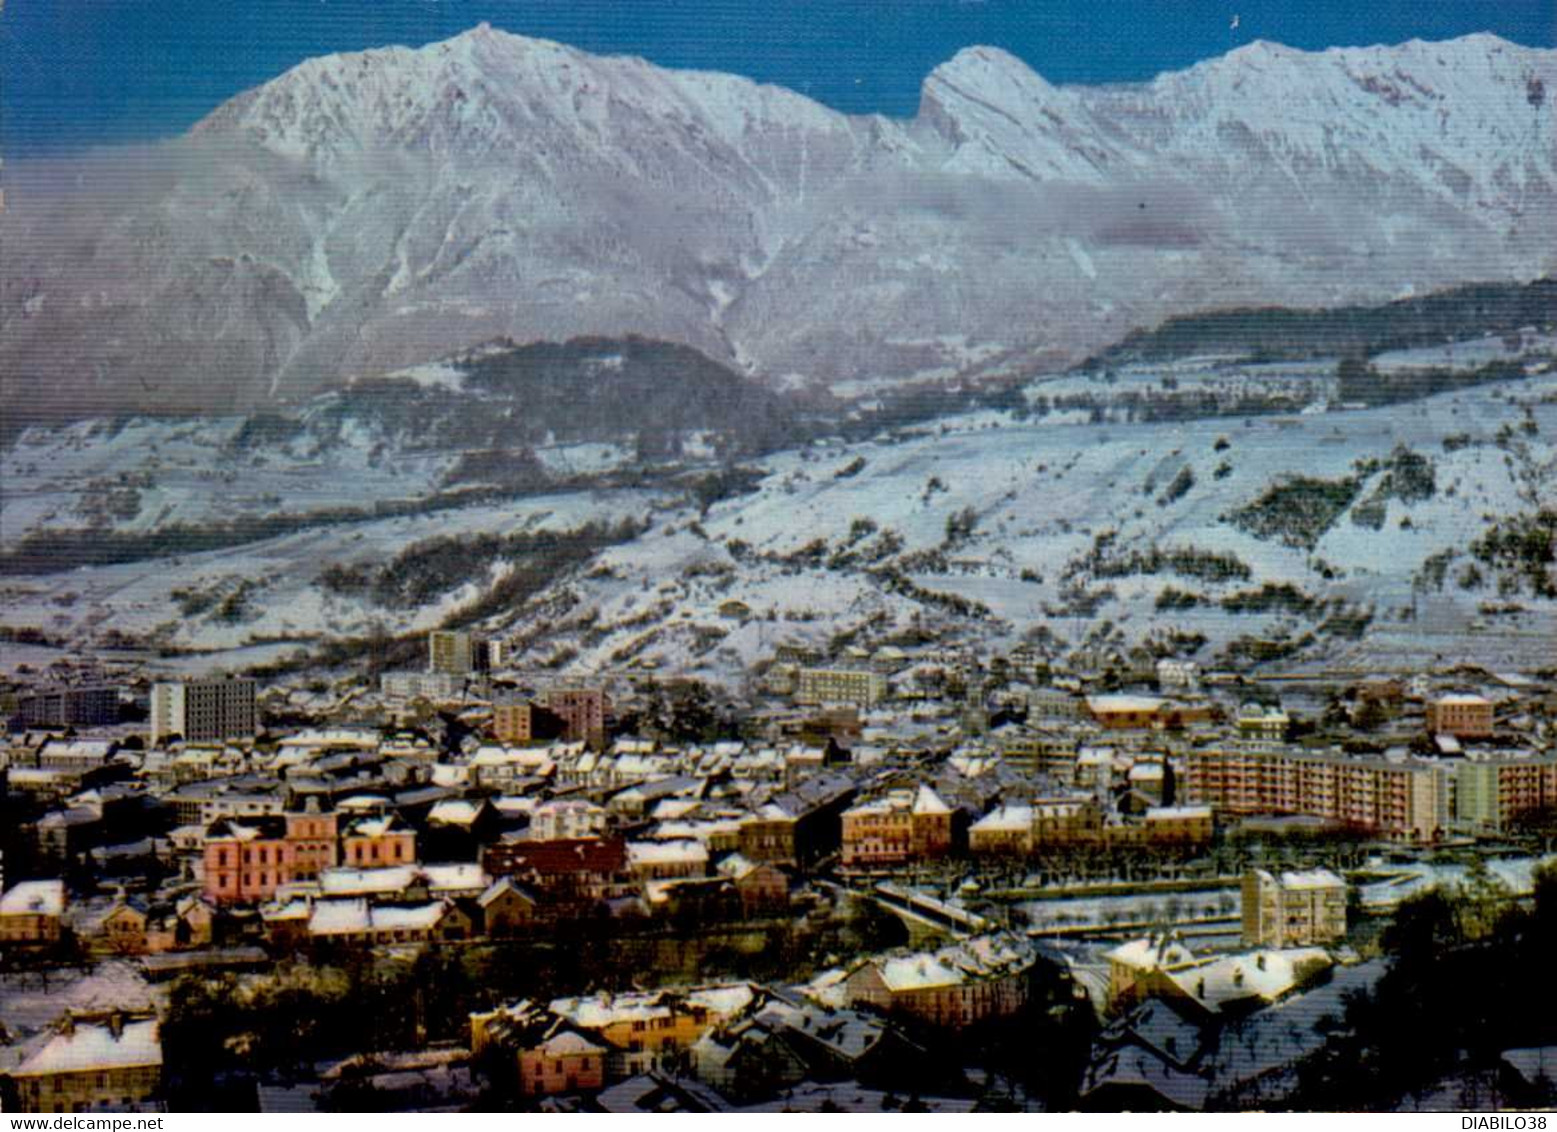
left=1427, top=694, right=1494, bottom=738
left=547, top=986, right=754, bottom=1078
left=0, top=879, right=65, bottom=945
left=1241, top=868, right=1347, bottom=949
left=428, top=630, right=476, bottom=675
left=11, top=1013, right=162, bottom=1113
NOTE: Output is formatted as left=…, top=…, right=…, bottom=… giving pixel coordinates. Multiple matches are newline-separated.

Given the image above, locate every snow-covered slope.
left=2, top=29, right=1552, bottom=419
left=7, top=365, right=1551, bottom=677
left=483, top=370, right=1556, bottom=680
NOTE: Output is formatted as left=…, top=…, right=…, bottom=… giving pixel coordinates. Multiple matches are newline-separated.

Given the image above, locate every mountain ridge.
left=2, top=28, right=1552, bottom=421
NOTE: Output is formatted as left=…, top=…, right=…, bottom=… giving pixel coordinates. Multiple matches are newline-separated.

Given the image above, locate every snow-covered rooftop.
left=17, top=1018, right=161, bottom=1076
left=0, top=879, right=66, bottom=918
left=626, top=840, right=709, bottom=867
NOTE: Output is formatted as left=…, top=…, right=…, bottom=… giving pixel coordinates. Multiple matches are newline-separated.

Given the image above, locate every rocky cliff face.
left=3, top=27, right=1552, bottom=420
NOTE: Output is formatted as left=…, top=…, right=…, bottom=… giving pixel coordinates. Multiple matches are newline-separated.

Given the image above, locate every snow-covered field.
left=1019, top=887, right=1240, bottom=933
left=1372, top=330, right=1557, bottom=374
left=1, top=486, right=661, bottom=652
left=484, top=369, right=1556, bottom=681
left=2, top=366, right=1553, bottom=678
left=0, top=405, right=638, bottom=542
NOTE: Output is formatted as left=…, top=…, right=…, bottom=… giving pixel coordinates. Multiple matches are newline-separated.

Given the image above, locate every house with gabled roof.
left=478, top=877, right=538, bottom=937
left=842, top=934, right=1037, bottom=1028
left=10, top=1012, right=162, bottom=1113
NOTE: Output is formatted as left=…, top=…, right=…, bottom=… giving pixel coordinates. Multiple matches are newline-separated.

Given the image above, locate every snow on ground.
left=0, top=963, right=165, bottom=1039
left=0, top=408, right=636, bottom=543
left=2, top=367, right=1553, bottom=677
left=1019, top=887, right=1240, bottom=933
left=1356, top=856, right=1555, bottom=913
left=1372, top=330, right=1557, bottom=373
left=487, top=369, right=1556, bottom=680
left=0, top=413, right=455, bottom=540
left=1, top=488, right=661, bottom=653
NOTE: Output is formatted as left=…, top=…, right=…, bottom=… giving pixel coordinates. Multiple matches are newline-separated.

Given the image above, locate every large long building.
left=1185, top=746, right=1445, bottom=842
left=795, top=668, right=887, bottom=708
left=11, top=685, right=121, bottom=728
left=150, top=678, right=257, bottom=743
left=1188, top=744, right=1557, bottom=840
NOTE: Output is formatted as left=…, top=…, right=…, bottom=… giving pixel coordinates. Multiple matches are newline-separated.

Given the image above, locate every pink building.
left=203, top=810, right=340, bottom=905
left=519, top=1030, right=607, bottom=1096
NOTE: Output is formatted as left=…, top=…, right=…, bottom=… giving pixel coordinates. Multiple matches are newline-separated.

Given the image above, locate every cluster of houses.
left=0, top=927, right=1047, bottom=1113
left=328, top=932, right=1043, bottom=1110
left=1, top=634, right=1554, bottom=1111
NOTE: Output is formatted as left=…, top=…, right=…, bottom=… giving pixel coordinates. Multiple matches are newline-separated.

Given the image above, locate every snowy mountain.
left=2, top=27, right=1553, bottom=420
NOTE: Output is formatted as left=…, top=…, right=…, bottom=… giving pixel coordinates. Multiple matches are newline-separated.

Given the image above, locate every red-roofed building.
left=483, top=837, right=629, bottom=905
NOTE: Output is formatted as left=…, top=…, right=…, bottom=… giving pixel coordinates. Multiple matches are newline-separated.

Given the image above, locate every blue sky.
left=3, top=0, right=1552, bottom=153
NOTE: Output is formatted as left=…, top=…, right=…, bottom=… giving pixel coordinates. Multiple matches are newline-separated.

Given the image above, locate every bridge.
left=864, top=882, right=993, bottom=940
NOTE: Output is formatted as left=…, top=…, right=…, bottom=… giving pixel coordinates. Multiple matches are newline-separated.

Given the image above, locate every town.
left=2, top=628, right=1556, bottom=1113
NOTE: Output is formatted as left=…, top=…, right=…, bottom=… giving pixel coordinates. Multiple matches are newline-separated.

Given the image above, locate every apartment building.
left=428, top=630, right=483, bottom=675
left=540, top=687, right=609, bottom=746
left=1241, top=868, right=1347, bottom=948
left=1236, top=704, right=1291, bottom=743
left=341, top=813, right=417, bottom=868
left=520, top=1030, right=608, bottom=1097
left=491, top=697, right=563, bottom=745
left=1026, top=687, right=1088, bottom=721
left=844, top=937, right=1035, bottom=1029
left=1185, top=746, right=1444, bottom=842
left=998, top=728, right=1080, bottom=780
left=969, top=805, right=1035, bottom=855
left=840, top=785, right=955, bottom=867
left=794, top=668, right=888, bottom=708
left=531, top=799, right=610, bottom=841
left=10, top=1013, right=162, bottom=1113
left=1451, top=754, right=1557, bottom=833
left=12, top=685, right=120, bottom=728
left=380, top=671, right=468, bottom=701
left=150, top=678, right=256, bottom=743
left=0, top=879, right=66, bottom=945
left=1138, top=806, right=1215, bottom=846
left=1427, top=693, right=1495, bottom=739
left=1032, top=796, right=1105, bottom=845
